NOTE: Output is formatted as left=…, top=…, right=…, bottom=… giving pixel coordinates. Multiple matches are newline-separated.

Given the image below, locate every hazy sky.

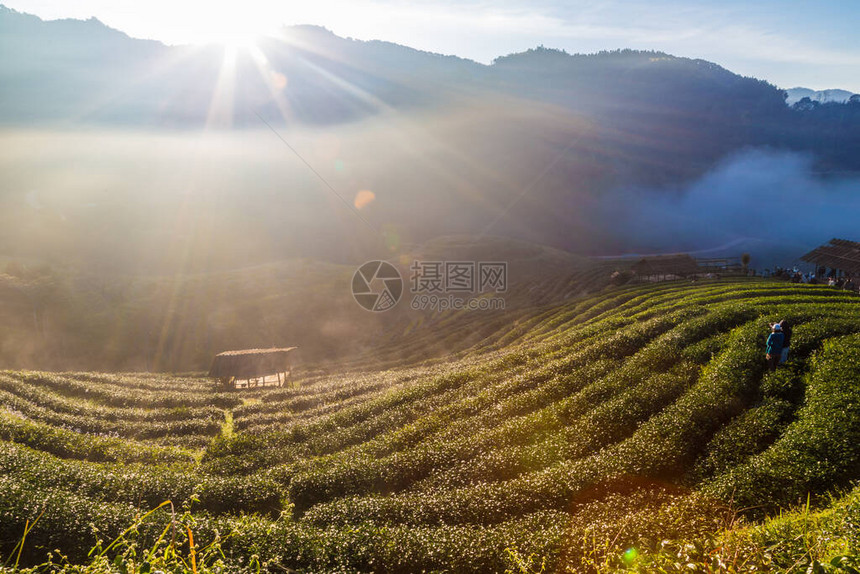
left=5, top=0, right=860, bottom=92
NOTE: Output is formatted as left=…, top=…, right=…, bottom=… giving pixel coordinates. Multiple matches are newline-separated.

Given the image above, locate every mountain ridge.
left=0, top=3, right=789, bottom=126
left=0, top=4, right=858, bottom=282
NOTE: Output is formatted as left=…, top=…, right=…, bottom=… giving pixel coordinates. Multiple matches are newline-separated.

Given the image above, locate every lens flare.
left=384, top=227, right=401, bottom=252
left=270, top=71, right=288, bottom=91
left=354, top=189, right=375, bottom=210
left=622, top=547, right=639, bottom=565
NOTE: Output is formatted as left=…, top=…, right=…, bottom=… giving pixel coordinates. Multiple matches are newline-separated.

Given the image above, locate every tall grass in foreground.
left=4, top=486, right=860, bottom=573
left=2, top=501, right=243, bottom=574
left=510, top=484, right=860, bottom=573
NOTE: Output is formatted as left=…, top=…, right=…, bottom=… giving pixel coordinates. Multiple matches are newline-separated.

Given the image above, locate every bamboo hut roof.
left=800, top=239, right=860, bottom=276
left=208, top=347, right=297, bottom=379
left=631, top=254, right=701, bottom=277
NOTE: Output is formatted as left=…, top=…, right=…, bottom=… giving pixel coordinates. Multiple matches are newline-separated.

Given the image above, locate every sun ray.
left=60, top=42, right=218, bottom=125
left=243, top=42, right=294, bottom=127
left=205, top=44, right=238, bottom=129
left=291, top=53, right=394, bottom=115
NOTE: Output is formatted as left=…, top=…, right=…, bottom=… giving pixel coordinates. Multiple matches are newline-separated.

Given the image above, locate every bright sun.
left=220, top=33, right=261, bottom=52
left=203, top=28, right=291, bottom=129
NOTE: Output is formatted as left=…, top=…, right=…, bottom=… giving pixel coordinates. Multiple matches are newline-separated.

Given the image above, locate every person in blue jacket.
left=766, top=323, right=784, bottom=371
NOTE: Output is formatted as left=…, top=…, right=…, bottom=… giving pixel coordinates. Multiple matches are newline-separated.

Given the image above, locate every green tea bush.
left=705, top=334, right=860, bottom=511
left=690, top=397, right=794, bottom=482
left=0, top=442, right=283, bottom=516
left=0, top=411, right=194, bottom=464
left=2, top=279, right=859, bottom=571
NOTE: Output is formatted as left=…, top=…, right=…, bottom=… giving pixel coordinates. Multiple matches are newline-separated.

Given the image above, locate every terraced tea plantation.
left=3, top=278, right=860, bottom=572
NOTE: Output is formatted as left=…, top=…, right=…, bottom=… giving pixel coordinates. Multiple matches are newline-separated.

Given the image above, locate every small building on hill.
left=696, top=256, right=745, bottom=275
left=631, top=254, right=701, bottom=281
left=800, top=238, right=860, bottom=277
left=208, top=347, right=296, bottom=390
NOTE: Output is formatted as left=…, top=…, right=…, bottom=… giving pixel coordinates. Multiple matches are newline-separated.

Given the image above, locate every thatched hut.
left=800, top=238, right=860, bottom=277
left=209, top=347, right=297, bottom=390
left=631, top=254, right=701, bottom=281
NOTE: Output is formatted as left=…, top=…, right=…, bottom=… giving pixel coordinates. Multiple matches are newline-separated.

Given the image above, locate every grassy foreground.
left=1, top=278, right=860, bottom=572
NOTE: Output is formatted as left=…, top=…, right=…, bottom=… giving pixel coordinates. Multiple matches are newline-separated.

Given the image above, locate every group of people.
left=771, top=266, right=857, bottom=291
left=765, top=319, right=792, bottom=371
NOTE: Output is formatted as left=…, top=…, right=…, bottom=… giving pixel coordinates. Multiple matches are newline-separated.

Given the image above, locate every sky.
left=4, top=0, right=860, bottom=92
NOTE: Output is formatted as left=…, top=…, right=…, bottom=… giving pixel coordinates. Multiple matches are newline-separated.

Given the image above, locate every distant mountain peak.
left=785, top=87, right=857, bottom=105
